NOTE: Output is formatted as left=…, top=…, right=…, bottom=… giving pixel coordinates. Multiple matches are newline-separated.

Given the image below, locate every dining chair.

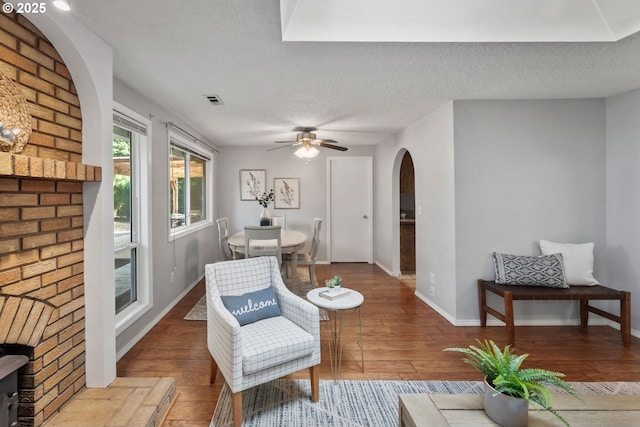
left=244, top=225, right=282, bottom=265
left=269, top=214, right=286, bottom=229
left=217, top=217, right=235, bottom=261
left=285, top=218, right=322, bottom=285
left=206, top=256, right=320, bottom=427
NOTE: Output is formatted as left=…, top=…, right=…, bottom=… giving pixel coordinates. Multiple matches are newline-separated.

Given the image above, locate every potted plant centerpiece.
left=324, top=275, right=342, bottom=293
left=444, top=340, right=579, bottom=427
left=256, top=189, right=274, bottom=226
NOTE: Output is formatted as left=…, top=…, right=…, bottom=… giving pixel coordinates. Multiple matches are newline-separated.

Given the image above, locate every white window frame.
left=168, top=130, right=213, bottom=240
left=113, top=102, right=153, bottom=335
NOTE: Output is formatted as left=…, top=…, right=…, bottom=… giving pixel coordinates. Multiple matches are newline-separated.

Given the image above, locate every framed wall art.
left=240, top=169, right=266, bottom=200
left=273, top=177, right=300, bottom=209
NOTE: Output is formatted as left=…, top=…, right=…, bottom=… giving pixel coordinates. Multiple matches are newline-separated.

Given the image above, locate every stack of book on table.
left=319, top=288, right=351, bottom=300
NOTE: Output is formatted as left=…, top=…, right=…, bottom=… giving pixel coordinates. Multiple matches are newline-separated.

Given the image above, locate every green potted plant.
left=324, top=275, right=342, bottom=293
left=444, top=339, right=579, bottom=427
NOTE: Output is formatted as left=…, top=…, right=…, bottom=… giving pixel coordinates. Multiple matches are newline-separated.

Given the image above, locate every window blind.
left=113, top=110, right=147, bottom=135
left=170, top=138, right=211, bottom=161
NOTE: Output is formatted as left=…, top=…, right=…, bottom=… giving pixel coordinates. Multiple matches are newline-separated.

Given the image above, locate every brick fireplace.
left=0, top=6, right=101, bottom=427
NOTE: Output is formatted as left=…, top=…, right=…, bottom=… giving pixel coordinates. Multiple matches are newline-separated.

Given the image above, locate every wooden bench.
left=478, top=279, right=631, bottom=347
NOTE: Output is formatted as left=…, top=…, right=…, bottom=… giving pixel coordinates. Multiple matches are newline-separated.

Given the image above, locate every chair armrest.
left=271, top=272, right=320, bottom=338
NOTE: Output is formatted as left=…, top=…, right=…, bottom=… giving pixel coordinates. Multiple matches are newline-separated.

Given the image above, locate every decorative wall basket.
left=0, top=71, right=32, bottom=153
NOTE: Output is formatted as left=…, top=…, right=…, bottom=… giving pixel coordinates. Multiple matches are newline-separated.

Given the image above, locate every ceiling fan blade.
left=267, top=145, right=293, bottom=151
left=317, top=139, right=339, bottom=144
left=319, top=142, right=348, bottom=151
left=274, top=140, right=298, bottom=144
left=268, top=141, right=302, bottom=151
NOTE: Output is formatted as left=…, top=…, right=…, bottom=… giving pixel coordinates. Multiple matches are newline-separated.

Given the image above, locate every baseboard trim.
left=375, top=261, right=396, bottom=277
left=414, top=291, right=457, bottom=325
left=116, top=274, right=203, bottom=361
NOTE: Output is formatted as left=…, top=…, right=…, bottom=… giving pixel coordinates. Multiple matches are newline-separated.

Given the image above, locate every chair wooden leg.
left=310, top=365, right=320, bottom=402
left=209, top=355, right=218, bottom=384
left=232, top=391, right=242, bottom=427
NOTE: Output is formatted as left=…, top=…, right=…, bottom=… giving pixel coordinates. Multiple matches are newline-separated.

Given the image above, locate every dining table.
left=227, top=229, right=307, bottom=282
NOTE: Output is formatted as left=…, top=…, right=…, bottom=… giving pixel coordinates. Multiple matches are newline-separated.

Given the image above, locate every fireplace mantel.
left=0, top=153, right=101, bottom=182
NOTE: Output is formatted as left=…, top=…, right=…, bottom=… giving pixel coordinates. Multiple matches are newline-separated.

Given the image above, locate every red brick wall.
left=0, top=5, right=98, bottom=426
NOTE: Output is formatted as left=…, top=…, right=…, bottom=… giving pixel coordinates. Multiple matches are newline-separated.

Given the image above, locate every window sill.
left=169, top=219, right=214, bottom=242
left=116, top=299, right=152, bottom=336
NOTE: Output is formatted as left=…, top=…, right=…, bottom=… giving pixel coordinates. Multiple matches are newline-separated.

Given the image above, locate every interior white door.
left=327, top=157, right=373, bottom=263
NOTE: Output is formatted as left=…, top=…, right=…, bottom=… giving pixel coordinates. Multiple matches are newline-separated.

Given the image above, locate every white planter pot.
left=484, top=378, right=529, bottom=427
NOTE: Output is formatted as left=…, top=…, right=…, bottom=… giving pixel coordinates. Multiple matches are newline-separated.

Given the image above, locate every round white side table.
left=306, top=287, right=364, bottom=381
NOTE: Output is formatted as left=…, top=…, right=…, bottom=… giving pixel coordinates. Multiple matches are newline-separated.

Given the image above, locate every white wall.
left=606, top=88, right=640, bottom=332
left=373, top=139, right=398, bottom=274
left=453, top=99, right=607, bottom=324
left=113, top=79, right=218, bottom=354
left=217, top=145, right=376, bottom=261
left=26, top=11, right=116, bottom=387
left=375, top=103, right=457, bottom=318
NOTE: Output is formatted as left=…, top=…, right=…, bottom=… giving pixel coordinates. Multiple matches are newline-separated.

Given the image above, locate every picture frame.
left=239, top=169, right=267, bottom=201
left=273, top=177, right=300, bottom=209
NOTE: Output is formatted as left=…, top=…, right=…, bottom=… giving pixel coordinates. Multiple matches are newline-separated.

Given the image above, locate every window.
left=113, top=103, right=152, bottom=334
left=113, top=124, right=136, bottom=313
left=169, top=131, right=212, bottom=237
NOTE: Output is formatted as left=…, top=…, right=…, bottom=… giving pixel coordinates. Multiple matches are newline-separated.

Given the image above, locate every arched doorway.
left=399, top=151, right=416, bottom=287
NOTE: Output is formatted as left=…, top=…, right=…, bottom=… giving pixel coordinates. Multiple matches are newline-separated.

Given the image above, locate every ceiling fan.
left=268, top=127, right=347, bottom=160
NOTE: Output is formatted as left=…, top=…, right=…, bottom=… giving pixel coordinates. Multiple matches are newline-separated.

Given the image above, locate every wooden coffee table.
left=399, top=393, right=640, bottom=427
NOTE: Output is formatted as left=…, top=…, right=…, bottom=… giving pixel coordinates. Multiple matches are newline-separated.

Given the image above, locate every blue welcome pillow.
left=221, top=286, right=282, bottom=326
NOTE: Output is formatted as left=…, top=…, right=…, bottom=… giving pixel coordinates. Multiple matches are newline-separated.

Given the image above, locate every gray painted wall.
left=453, top=99, right=607, bottom=323
left=373, top=99, right=610, bottom=326
left=606, top=88, right=640, bottom=331
left=217, top=145, right=376, bottom=262
left=114, top=79, right=218, bottom=354
left=375, top=103, right=457, bottom=317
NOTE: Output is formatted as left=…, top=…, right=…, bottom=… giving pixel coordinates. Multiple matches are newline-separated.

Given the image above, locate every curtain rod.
left=166, top=121, right=219, bottom=153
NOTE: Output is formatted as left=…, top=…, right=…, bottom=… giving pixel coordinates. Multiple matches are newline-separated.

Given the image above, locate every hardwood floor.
left=116, top=263, right=640, bottom=427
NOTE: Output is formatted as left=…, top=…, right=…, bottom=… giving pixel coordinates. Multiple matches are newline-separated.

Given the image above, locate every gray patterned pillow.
left=492, top=252, right=568, bottom=288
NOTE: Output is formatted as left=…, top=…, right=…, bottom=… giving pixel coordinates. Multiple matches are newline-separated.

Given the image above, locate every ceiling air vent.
left=205, top=95, right=224, bottom=106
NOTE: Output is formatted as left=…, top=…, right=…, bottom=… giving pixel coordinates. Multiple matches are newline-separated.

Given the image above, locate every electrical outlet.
left=170, top=271, right=175, bottom=283
left=417, top=206, right=422, bottom=216
left=430, top=285, right=435, bottom=296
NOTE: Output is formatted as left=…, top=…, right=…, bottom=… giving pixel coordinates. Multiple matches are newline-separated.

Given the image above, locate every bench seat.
left=478, top=279, right=631, bottom=347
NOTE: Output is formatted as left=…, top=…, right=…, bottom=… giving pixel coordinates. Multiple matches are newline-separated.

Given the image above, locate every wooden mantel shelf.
left=0, top=152, right=101, bottom=182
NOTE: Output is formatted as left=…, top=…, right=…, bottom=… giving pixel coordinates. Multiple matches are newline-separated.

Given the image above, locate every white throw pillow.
left=539, top=240, right=599, bottom=286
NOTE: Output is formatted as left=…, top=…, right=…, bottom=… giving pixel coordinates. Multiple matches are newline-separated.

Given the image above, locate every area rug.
left=210, top=379, right=640, bottom=427
left=184, top=266, right=325, bottom=320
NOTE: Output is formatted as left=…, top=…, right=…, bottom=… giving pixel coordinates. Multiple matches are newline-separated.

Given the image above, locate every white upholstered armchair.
left=205, top=256, right=321, bottom=427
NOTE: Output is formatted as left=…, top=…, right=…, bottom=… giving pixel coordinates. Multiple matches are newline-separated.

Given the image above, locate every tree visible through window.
left=169, top=132, right=211, bottom=234
left=113, top=125, right=136, bottom=314
left=113, top=105, right=152, bottom=334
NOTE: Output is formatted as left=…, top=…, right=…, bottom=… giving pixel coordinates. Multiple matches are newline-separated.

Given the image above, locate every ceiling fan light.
left=294, top=145, right=319, bottom=159
left=53, top=0, right=71, bottom=11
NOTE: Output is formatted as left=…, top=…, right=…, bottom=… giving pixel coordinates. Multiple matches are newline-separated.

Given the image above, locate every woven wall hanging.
left=0, top=71, right=32, bottom=153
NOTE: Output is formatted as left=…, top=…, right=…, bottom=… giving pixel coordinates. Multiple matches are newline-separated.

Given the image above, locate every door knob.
left=363, top=215, right=368, bottom=219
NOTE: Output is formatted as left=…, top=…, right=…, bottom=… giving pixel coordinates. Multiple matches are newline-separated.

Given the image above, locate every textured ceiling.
left=282, top=0, right=640, bottom=42
left=68, top=0, right=640, bottom=147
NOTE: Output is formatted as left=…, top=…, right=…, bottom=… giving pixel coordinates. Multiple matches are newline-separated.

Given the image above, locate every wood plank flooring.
left=116, top=263, right=640, bottom=427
